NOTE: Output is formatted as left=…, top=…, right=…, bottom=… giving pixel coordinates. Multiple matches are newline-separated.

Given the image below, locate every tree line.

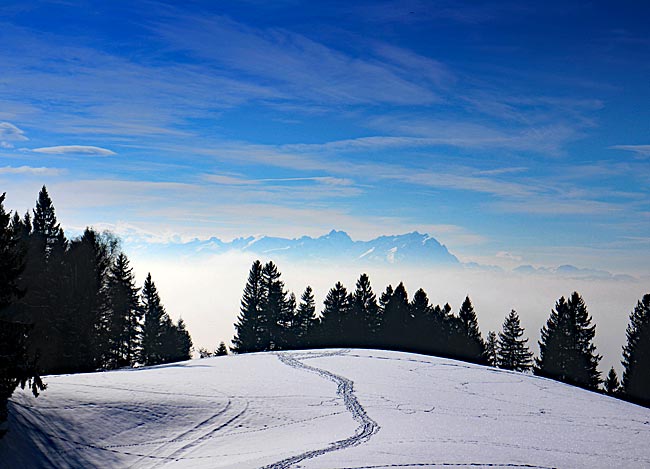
left=233, top=260, right=650, bottom=407
left=0, top=187, right=193, bottom=435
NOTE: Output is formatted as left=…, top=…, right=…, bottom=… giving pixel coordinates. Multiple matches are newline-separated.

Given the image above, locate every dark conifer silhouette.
left=141, top=273, right=168, bottom=366
left=232, top=260, right=265, bottom=353
left=535, top=292, right=601, bottom=389
left=621, top=294, right=650, bottom=406
left=485, top=331, right=498, bottom=367
left=171, top=318, right=193, bottom=361
left=104, top=253, right=142, bottom=369
left=318, top=281, right=351, bottom=347
left=260, top=261, right=293, bottom=350
left=216, top=341, right=229, bottom=356
left=293, top=286, right=317, bottom=349
left=16, top=186, right=69, bottom=373
left=380, top=283, right=411, bottom=350
left=0, top=193, right=44, bottom=435
left=604, top=367, right=620, bottom=396
left=453, top=296, right=487, bottom=364
left=409, top=288, right=433, bottom=353
left=497, top=310, right=533, bottom=372
left=349, top=274, right=380, bottom=347
left=57, top=229, right=114, bottom=372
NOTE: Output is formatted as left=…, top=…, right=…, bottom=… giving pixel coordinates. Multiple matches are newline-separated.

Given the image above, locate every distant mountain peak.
left=156, top=229, right=460, bottom=266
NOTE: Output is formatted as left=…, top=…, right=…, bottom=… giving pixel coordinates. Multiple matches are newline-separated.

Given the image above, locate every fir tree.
left=31, top=186, right=66, bottom=260
left=141, top=273, right=167, bottom=366
left=318, top=282, right=351, bottom=347
left=349, top=274, right=380, bottom=347
left=60, top=229, right=116, bottom=372
left=380, top=283, right=410, bottom=350
left=172, top=318, right=193, bottom=361
left=621, top=294, right=650, bottom=406
left=427, top=303, right=454, bottom=358
left=497, top=310, right=533, bottom=372
left=485, top=331, right=498, bottom=367
left=0, top=193, right=44, bottom=435
left=20, top=186, right=69, bottom=373
left=260, top=261, right=292, bottom=350
left=535, top=292, right=601, bottom=389
left=409, top=288, right=433, bottom=353
left=453, top=296, right=487, bottom=364
left=604, top=367, right=620, bottom=396
left=0, top=193, right=24, bottom=309
left=104, top=253, right=142, bottom=369
left=232, top=260, right=264, bottom=353
left=216, top=341, right=229, bottom=356
left=293, top=286, right=317, bottom=349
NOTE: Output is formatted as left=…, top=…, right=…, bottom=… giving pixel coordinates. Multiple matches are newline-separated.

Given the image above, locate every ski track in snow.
left=261, top=349, right=380, bottom=469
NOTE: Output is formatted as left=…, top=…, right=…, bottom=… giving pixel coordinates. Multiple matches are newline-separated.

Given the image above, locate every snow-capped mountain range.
left=129, top=229, right=634, bottom=279
left=163, top=230, right=460, bottom=265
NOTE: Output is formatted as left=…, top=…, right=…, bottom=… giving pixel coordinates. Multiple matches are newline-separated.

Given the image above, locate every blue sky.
left=0, top=0, right=649, bottom=274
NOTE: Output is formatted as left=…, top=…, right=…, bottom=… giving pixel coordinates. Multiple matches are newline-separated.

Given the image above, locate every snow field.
left=2, top=349, right=650, bottom=468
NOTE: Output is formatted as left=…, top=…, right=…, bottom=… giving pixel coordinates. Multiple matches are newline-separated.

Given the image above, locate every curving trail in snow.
left=2, top=349, right=650, bottom=468
left=262, top=350, right=380, bottom=469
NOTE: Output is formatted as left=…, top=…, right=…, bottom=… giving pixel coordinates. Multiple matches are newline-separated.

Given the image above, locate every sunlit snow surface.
left=2, top=349, right=650, bottom=468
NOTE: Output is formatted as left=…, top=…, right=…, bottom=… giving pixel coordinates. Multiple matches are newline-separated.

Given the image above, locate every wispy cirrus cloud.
left=151, top=13, right=449, bottom=106
left=31, top=145, right=116, bottom=156
left=609, top=145, right=650, bottom=158
left=0, top=121, right=28, bottom=148
left=0, top=165, right=63, bottom=175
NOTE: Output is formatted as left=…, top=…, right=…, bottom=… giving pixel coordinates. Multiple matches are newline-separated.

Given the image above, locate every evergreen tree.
left=158, top=317, right=192, bottom=363
left=535, top=292, right=601, bottom=389
left=485, top=331, right=498, bottom=367
left=104, top=253, right=141, bottom=369
left=232, top=260, right=264, bottom=353
left=59, top=229, right=115, bottom=373
left=17, top=186, right=70, bottom=373
left=141, top=273, right=167, bottom=366
left=424, top=303, right=454, bottom=358
left=0, top=192, right=44, bottom=435
left=172, top=318, right=193, bottom=361
left=318, top=282, right=351, bottom=347
left=216, top=341, right=229, bottom=356
left=454, top=296, right=487, bottom=364
left=621, top=294, right=650, bottom=406
left=497, top=310, right=533, bottom=372
left=604, top=367, right=620, bottom=396
left=349, top=274, right=380, bottom=347
left=260, top=261, right=292, bottom=350
left=409, top=288, right=433, bottom=353
left=380, top=283, right=410, bottom=350
left=293, top=286, right=317, bottom=349
left=0, top=193, right=24, bottom=309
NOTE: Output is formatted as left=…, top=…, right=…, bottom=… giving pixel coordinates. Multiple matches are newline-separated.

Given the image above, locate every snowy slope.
left=2, top=349, right=650, bottom=468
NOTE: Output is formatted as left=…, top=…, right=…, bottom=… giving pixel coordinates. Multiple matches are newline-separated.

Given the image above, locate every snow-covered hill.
left=2, top=349, right=649, bottom=468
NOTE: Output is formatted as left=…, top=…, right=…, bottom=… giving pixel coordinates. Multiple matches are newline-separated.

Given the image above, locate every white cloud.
left=0, top=121, right=28, bottom=148
left=609, top=145, right=650, bottom=158
left=0, top=165, right=63, bottom=176
left=495, top=251, right=523, bottom=262
left=31, top=145, right=116, bottom=156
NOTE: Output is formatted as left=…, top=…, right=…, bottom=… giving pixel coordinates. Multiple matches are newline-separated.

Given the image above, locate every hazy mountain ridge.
left=155, top=229, right=461, bottom=265
left=126, top=229, right=637, bottom=279
left=514, top=264, right=636, bottom=281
